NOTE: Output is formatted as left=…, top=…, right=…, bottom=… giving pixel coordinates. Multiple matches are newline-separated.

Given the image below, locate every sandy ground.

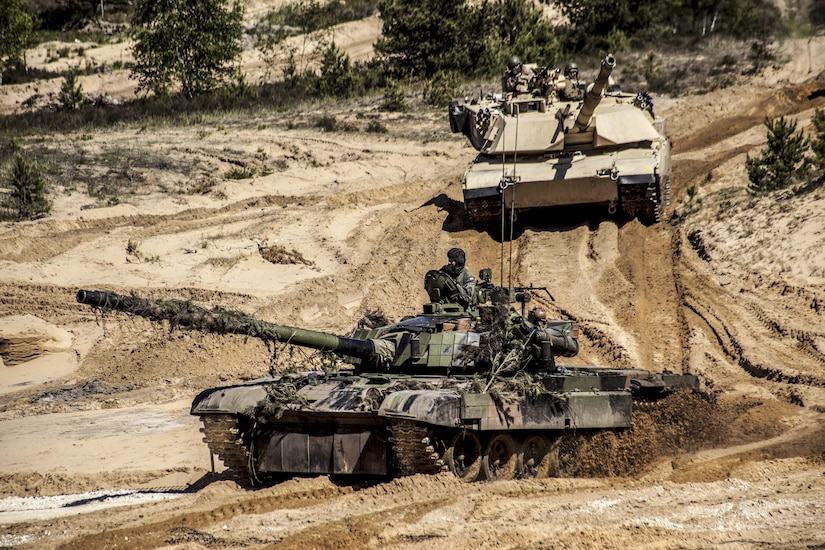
left=1, top=17, right=825, bottom=550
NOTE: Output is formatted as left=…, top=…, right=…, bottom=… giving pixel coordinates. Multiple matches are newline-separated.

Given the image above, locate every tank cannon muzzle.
left=76, top=289, right=381, bottom=362
left=574, top=54, right=616, bottom=131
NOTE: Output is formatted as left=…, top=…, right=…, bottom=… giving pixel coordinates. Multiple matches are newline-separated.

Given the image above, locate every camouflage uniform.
left=502, top=56, right=534, bottom=95
left=560, top=78, right=584, bottom=101
left=441, top=248, right=476, bottom=304
left=558, top=63, right=584, bottom=101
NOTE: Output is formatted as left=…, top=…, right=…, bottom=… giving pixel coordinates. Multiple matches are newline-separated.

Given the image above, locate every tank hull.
left=464, top=137, right=670, bottom=224
left=191, top=368, right=698, bottom=484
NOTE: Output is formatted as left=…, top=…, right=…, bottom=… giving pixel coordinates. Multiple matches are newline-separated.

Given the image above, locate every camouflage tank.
left=76, top=271, right=697, bottom=485
left=449, top=55, right=670, bottom=226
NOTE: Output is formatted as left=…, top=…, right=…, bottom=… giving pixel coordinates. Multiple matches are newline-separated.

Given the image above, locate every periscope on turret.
left=449, top=54, right=671, bottom=225
left=76, top=266, right=697, bottom=485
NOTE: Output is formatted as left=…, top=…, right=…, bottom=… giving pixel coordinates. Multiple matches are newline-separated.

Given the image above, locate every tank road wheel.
left=482, top=434, right=518, bottom=481
left=444, top=430, right=483, bottom=482
left=518, top=434, right=556, bottom=479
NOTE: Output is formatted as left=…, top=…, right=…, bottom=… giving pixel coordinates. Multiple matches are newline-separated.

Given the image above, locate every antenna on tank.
left=498, top=102, right=520, bottom=289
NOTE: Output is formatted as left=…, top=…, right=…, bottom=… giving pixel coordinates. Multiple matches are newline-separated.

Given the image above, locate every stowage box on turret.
left=449, top=55, right=671, bottom=225
left=77, top=269, right=697, bottom=485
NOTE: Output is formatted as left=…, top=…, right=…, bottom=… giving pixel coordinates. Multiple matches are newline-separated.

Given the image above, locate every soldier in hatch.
left=502, top=56, right=534, bottom=95
left=441, top=247, right=476, bottom=304
left=558, top=62, right=584, bottom=101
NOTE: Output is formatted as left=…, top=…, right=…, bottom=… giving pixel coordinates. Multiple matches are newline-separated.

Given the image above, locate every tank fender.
left=190, top=379, right=271, bottom=414
left=378, top=389, right=461, bottom=427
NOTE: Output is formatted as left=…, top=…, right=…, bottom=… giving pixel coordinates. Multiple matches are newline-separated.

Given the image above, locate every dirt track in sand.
left=1, top=28, right=825, bottom=549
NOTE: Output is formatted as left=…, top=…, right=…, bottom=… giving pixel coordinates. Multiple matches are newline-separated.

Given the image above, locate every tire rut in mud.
left=54, top=481, right=351, bottom=550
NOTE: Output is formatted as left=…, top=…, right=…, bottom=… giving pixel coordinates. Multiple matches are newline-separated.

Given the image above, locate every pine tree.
left=7, top=156, right=51, bottom=220
left=58, top=71, right=85, bottom=111
left=318, top=42, right=359, bottom=98
left=745, top=116, right=809, bottom=194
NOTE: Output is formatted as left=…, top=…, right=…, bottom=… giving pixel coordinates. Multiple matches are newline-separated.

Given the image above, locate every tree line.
left=1, top=0, right=815, bottom=96
left=1, top=0, right=823, bottom=220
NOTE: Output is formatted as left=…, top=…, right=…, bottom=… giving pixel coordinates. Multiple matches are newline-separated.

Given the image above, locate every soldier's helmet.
left=528, top=307, right=547, bottom=325
left=507, top=56, right=522, bottom=72
left=447, top=247, right=466, bottom=268
left=564, top=63, right=579, bottom=78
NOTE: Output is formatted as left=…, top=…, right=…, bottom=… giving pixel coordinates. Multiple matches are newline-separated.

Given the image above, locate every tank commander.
left=441, top=247, right=477, bottom=303
left=502, top=56, right=534, bottom=95
left=557, top=62, right=584, bottom=101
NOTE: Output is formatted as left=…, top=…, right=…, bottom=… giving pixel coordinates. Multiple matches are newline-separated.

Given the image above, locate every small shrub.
left=424, top=72, right=460, bottom=107
left=5, top=156, right=51, bottom=220
left=126, top=239, right=141, bottom=256
left=810, top=108, right=825, bottom=170
left=746, top=116, right=809, bottom=194
left=338, top=120, right=359, bottom=132
left=366, top=119, right=388, bottom=133
left=58, top=71, right=86, bottom=111
left=670, top=184, right=701, bottom=224
left=607, top=28, right=631, bottom=53
left=315, top=114, right=338, bottom=132
left=225, top=166, right=256, bottom=179
left=379, top=81, right=409, bottom=112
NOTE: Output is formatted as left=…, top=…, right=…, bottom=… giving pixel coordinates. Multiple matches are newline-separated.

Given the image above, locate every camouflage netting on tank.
left=460, top=303, right=546, bottom=397
left=353, top=309, right=392, bottom=331
left=247, top=376, right=314, bottom=420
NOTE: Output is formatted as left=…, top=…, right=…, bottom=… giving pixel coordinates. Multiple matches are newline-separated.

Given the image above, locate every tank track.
left=619, top=183, right=662, bottom=224
left=199, top=414, right=255, bottom=486
left=387, top=420, right=447, bottom=476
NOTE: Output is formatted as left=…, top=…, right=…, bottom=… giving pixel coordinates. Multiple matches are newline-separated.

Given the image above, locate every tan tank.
left=449, top=55, right=670, bottom=226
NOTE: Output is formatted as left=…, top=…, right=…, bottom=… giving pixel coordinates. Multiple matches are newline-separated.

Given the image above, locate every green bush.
left=131, top=0, right=244, bottom=98
left=58, top=71, right=85, bottom=111
left=5, top=156, right=51, bottom=220
left=379, top=81, right=409, bottom=112
left=376, top=0, right=560, bottom=79
left=318, top=42, right=360, bottom=98
left=424, top=72, right=460, bottom=106
left=225, top=166, right=256, bottom=179
left=746, top=116, right=809, bottom=194
left=0, top=0, right=35, bottom=84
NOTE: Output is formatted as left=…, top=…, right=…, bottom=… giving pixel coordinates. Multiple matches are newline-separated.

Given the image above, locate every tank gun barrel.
left=574, top=54, right=616, bottom=131
left=76, top=290, right=376, bottom=360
